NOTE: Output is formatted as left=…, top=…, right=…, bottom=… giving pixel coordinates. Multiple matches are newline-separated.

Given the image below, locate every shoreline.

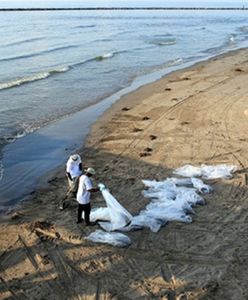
left=2, top=47, right=248, bottom=299
left=0, top=47, right=223, bottom=212
left=0, top=46, right=245, bottom=213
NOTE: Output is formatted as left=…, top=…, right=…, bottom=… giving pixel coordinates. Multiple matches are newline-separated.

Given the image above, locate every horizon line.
left=0, top=7, right=247, bottom=11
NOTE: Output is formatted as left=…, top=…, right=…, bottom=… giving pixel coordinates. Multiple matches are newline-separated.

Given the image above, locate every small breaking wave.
left=157, top=39, right=177, bottom=46
left=0, top=131, right=32, bottom=145
left=0, top=160, right=4, bottom=181
left=0, top=122, right=44, bottom=152
left=0, top=50, right=118, bottom=91
left=228, top=34, right=236, bottom=46
left=95, top=52, right=115, bottom=61
left=74, top=25, right=96, bottom=29
left=147, top=35, right=177, bottom=47
left=203, top=34, right=237, bottom=56
left=73, top=52, right=116, bottom=67
left=167, top=57, right=183, bottom=66
left=0, top=44, right=79, bottom=63
left=0, top=66, right=70, bottom=91
left=202, top=45, right=224, bottom=55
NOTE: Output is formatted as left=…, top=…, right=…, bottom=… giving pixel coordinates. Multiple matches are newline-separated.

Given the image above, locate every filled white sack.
left=201, top=164, right=237, bottom=179
left=191, top=177, right=212, bottom=193
left=143, top=200, right=193, bottom=222
left=176, top=188, right=205, bottom=206
left=174, top=164, right=237, bottom=179
left=86, top=189, right=133, bottom=232
left=130, top=215, right=165, bottom=233
left=173, top=165, right=202, bottom=177
left=86, top=230, right=131, bottom=247
left=89, top=207, right=110, bottom=222
left=139, top=177, right=211, bottom=232
left=167, top=177, right=193, bottom=186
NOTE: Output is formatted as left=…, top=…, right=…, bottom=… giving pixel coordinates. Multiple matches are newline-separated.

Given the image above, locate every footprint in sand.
left=133, top=127, right=143, bottom=132
left=139, top=152, right=152, bottom=157
left=149, top=134, right=157, bottom=140
left=144, top=147, right=153, bottom=152
left=181, top=121, right=190, bottom=126
left=235, top=68, right=245, bottom=72
left=121, top=107, right=131, bottom=111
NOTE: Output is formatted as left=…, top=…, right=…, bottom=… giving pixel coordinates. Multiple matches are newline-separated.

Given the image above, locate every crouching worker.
left=66, top=154, right=82, bottom=193
left=76, top=167, right=100, bottom=226
left=60, top=154, right=82, bottom=210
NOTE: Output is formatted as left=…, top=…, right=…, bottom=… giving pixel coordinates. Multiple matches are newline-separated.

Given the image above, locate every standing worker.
left=76, top=167, right=100, bottom=226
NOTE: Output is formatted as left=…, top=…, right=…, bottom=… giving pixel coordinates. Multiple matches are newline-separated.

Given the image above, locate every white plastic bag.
left=89, top=189, right=133, bottom=232
left=173, top=165, right=202, bottom=177
left=86, top=230, right=131, bottom=247
left=90, top=207, right=110, bottom=222
left=191, top=177, right=212, bottom=193
left=201, top=164, right=237, bottom=179
left=174, top=164, right=237, bottom=179
left=130, top=215, right=165, bottom=232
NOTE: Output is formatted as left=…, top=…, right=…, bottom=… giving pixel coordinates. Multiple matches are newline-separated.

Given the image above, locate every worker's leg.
left=72, top=177, right=80, bottom=197
left=84, top=203, right=91, bottom=225
left=77, top=203, right=84, bottom=223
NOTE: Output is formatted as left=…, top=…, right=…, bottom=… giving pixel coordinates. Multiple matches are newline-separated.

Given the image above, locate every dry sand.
left=1, top=48, right=248, bottom=299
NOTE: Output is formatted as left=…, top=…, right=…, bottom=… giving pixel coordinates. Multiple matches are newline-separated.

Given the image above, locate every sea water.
left=0, top=2, right=248, bottom=209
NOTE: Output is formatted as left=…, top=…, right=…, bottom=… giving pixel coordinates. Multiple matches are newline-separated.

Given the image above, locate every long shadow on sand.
left=1, top=148, right=248, bottom=300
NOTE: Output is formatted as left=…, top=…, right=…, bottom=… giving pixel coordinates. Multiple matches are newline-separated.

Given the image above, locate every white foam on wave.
left=148, top=36, right=177, bottom=47
left=167, top=57, right=183, bottom=66
left=0, top=66, right=70, bottom=91
left=95, top=52, right=115, bottom=60
left=103, top=52, right=114, bottom=58
left=158, top=40, right=177, bottom=46
left=228, top=35, right=236, bottom=47
left=0, top=49, right=118, bottom=92
left=0, top=122, right=43, bottom=147
left=0, top=52, right=116, bottom=91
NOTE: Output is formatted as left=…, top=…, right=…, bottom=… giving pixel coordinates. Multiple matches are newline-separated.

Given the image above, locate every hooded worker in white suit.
left=66, top=154, right=82, bottom=191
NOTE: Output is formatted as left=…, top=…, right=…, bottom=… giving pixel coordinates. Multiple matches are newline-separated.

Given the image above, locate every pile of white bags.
left=86, top=177, right=210, bottom=245
left=127, top=177, right=210, bottom=233
left=86, top=164, right=237, bottom=247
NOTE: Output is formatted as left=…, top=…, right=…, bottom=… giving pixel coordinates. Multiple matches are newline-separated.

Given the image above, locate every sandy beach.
left=1, top=48, right=248, bottom=299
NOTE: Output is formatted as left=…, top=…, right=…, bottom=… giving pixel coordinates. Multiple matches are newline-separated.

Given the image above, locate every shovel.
left=59, top=177, right=79, bottom=210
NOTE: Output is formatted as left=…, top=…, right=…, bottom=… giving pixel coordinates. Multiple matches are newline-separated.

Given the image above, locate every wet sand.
left=1, top=48, right=248, bottom=299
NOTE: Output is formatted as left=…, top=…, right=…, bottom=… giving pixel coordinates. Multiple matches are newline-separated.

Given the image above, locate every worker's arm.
left=66, top=161, right=74, bottom=180
left=88, top=187, right=100, bottom=193
left=66, top=172, right=73, bottom=181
